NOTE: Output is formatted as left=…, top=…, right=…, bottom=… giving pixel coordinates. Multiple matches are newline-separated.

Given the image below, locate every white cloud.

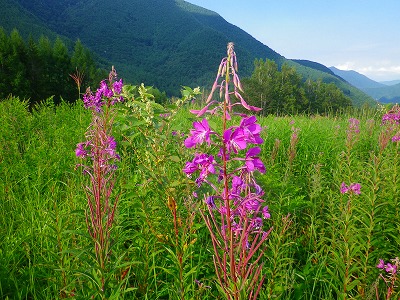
left=358, top=65, right=400, bottom=81
left=335, top=62, right=356, bottom=71
left=334, top=61, right=400, bottom=81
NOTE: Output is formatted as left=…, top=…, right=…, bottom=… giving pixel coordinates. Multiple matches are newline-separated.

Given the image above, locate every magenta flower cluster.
left=76, top=135, right=120, bottom=174
left=223, top=116, right=264, bottom=155
left=381, top=105, right=400, bottom=143
left=182, top=43, right=270, bottom=299
left=83, top=67, right=123, bottom=111
left=183, top=116, right=269, bottom=227
left=340, top=182, right=361, bottom=195
left=376, top=257, right=400, bottom=299
left=76, top=69, right=123, bottom=173
left=377, top=259, right=398, bottom=275
left=183, top=152, right=216, bottom=187
left=382, top=106, right=400, bottom=125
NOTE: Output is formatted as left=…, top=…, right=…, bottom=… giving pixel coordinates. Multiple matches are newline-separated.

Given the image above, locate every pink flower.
left=377, top=258, right=399, bottom=275
left=262, top=206, right=271, bottom=219
left=340, top=182, right=361, bottom=195
left=350, top=183, right=361, bottom=195
left=99, top=80, right=114, bottom=98
left=392, top=135, right=400, bottom=142
left=230, top=176, right=244, bottom=196
left=183, top=153, right=217, bottom=186
left=340, top=182, right=349, bottom=194
left=245, top=147, right=266, bottom=174
left=75, top=142, right=88, bottom=158
left=223, top=128, right=247, bottom=153
left=222, top=117, right=264, bottom=155
left=112, top=78, right=123, bottom=94
left=385, top=263, right=397, bottom=275
left=377, top=259, right=385, bottom=269
left=239, top=116, right=263, bottom=145
left=184, top=119, right=214, bottom=148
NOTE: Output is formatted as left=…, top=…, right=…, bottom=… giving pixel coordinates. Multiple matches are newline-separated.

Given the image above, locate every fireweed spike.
left=183, top=43, right=271, bottom=300
left=75, top=67, right=123, bottom=296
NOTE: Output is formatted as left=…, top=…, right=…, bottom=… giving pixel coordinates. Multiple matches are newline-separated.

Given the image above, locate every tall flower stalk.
left=75, top=67, right=123, bottom=297
left=183, top=43, right=271, bottom=299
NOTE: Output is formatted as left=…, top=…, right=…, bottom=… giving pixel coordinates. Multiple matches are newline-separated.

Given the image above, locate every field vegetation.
left=1, top=44, right=399, bottom=299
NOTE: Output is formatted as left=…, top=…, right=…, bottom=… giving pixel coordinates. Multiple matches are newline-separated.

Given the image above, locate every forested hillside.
left=0, top=0, right=377, bottom=106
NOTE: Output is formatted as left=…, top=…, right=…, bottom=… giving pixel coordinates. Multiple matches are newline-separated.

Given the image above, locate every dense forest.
left=0, top=28, right=105, bottom=105
left=0, top=28, right=353, bottom=113
left=243, top=60, right=352, bottom=115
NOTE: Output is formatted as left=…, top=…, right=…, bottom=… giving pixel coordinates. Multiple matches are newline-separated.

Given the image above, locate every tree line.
left=0, top=28, right=106, bottom=106
left=0, top=28, right=354, bottom=113
left=242, top=59, right=353, bottom=115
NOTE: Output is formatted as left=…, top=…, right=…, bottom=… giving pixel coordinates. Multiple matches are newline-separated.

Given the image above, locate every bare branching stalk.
left=69, top=67, right=85, bottom=100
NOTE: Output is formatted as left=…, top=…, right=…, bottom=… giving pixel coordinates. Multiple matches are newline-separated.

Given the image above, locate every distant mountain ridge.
left=329, top=67, right=386, bottom=89
left=364, top=84, right=400, bottom=104
left=0, top=0, right=376, bottom=106
left=329, top=67, right=400, bottom=103
left=380, top=80, right=400, bottom=86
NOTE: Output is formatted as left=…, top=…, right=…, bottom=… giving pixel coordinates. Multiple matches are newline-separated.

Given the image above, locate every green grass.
left=0, top=96, right=399, bottom=299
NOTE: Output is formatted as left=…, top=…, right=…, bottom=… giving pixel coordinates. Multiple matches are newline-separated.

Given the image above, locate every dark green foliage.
left=0, top=28, right=105, bottom=106
left=0, top=0, right=63, bottom=41
left=242, top=59, right=353, bottom=115
left=303, top=79, right=353, bottom=113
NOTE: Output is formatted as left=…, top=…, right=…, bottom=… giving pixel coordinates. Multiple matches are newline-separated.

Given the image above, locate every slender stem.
left=221, top=49, right=239, bottom=298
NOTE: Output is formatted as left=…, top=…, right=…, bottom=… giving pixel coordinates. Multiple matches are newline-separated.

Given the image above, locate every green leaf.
left=168, top=155, right=181, bottom=162
left=346, top=279, right=360, bottom=292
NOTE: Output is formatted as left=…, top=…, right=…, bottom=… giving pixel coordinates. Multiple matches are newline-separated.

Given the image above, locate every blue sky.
left=186, top=0, right=400, bottom=82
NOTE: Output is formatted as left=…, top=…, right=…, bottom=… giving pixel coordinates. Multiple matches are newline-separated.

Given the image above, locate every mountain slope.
left=1, top=0, right=376, bottom=106
left=329, top=66, right=385, bottom=89
left=330, top=67, right=400, bottom=103
left=364, top=83, right=400, bottom=103
left=0, top=0, right=69, bottom=42
left=380, top=80, right=400, bottom=86
left=293, top=60, right=338, bottom=77
left=9, top=0, right=281, bottom=94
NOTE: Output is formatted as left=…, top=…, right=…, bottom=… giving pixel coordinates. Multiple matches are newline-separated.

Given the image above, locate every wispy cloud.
left=358, top=65, right=400, bottom=80
left=334, top=61, right=400, bottom=81
left=335, top=62, right=356, bottom=71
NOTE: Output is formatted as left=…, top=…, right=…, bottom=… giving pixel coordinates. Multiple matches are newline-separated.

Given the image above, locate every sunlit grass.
left=0, top=96, right=399, bottom=299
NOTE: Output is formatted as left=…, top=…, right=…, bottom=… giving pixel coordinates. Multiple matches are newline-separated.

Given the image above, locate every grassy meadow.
left=0, top=94, right=399, bottom=299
